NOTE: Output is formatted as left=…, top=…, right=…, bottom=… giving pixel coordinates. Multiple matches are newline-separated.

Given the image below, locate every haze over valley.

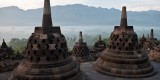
left=0, top=4, right=160, bottom=48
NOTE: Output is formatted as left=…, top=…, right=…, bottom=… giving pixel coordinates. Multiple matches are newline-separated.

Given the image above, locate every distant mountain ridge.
left=0, top=4, right=159, bottom=26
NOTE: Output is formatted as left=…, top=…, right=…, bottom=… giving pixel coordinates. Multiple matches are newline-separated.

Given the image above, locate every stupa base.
left=94, top=64, right=156, bottom=78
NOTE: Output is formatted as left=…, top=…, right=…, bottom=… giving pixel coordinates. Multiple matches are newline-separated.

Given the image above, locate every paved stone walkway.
left=81, top=62, right=160, bottom=80
left=0, top=61, right=160, bottom=80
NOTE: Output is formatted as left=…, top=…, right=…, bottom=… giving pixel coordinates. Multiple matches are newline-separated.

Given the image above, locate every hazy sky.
left=0, top=0, right=160, bottom=11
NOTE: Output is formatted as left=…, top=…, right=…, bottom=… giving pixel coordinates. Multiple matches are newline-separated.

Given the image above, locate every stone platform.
left=81, top=62, right=160, bottom=80
left=1, top=61, right=160, bottom=80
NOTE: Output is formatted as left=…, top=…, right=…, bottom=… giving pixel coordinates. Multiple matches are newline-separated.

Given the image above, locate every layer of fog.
left=0, top=26, right=159, bottom=43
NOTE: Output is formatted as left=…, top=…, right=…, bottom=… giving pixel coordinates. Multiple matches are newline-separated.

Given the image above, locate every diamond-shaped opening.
left=125, top=47, right=128, bottom=51
left=38, top=44, right=40, bottom=49
left=31, top=44, right=33, bottom=48
left=30, top=56, right=33, bottom=61
left=117, top=43, right=119, bottom=46
left=136, top=46, right=138, bottom=49
left=116, top=35, right=119, bottom=38
left=33, top=50, right=37, bottom=55
left=46, top=44, right=49, bottom=49
left=122, top=35, right=125, bottom=38
left=59, top=49, right=62, bottom=53
left=46, top=56, right=50, bottom=61
left=42, top=50, right=46, bottom=55
left=37, top=57, right=41, bottom=63
left=56, top=56, right=59, bottom=60
left=129, top=43, right=132, bottom=47
left=28, top=51, right=30, bottom=55
left=52, top=56, right=57, bottom=61
left=125, top=38, right=128, bottom=42
left=131, top=38, right=134, bottom=42
left=122, top=43, right=125, bottom=46
left=49, top=39, right=53, bottom=43
left=50, top=50, right=54, bottom=54
left=115, top=37, right=118, bottom=41
left=61, top=43, right=64, bottom=48
left=42, top=52, right=46, bottom=55
left=42, top=39, right=45, bottom=44
left=34, top=39, right=37, bottom=43
left=112, top=42, right=114, bottom=46
left=113, top=46, right=116, bottom=49
left=119, top=38, right=122, bottom=41
left=55, top=44, right=58, bottom=49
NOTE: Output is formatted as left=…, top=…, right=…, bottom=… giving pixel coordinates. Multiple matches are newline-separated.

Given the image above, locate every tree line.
left=8, top=36, right=109, bottom=54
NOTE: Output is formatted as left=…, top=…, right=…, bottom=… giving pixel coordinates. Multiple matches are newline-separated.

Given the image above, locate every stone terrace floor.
left=81, top=62, right=160, bottom=80
left=1, top=61, right=160, bottom=80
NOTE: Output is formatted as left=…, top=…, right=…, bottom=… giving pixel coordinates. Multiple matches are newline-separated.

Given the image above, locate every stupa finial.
left=99, top=35, right=102, bottom=41
left=42, top=0, right=52, bottom=27
left=79, top=31, right=83, bottom=43
left=150, top=29, right=154, bottom=39
left=120, top=6, right=128, bottom=29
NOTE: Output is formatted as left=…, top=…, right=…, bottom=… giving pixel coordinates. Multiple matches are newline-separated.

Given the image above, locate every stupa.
left=71, top=31, right=93, bottom=63
left=91, top=35, right=106, bottom=60
left=149, top=45, right=160, bottom=62
left=143, top=29, right=159, bottom=53
left=0, top=39, right=14, bottom=59
left=9, top=0, right=88, bottom=80
left=139, top=34, right=146, bottom=49
left=93, top=35, right=106, bottom=51
left=94, top=6, right=156, bottom=78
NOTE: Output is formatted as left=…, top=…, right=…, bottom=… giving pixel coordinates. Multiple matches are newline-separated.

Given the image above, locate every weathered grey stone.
left=90, top=35, right=106, bottom=60
left=71, top=31, right=94, bottom=63
left=94, top=6, right=156, bottom=78
left=9, top=0, right=88, bottom=80
left=139, top=29, right=159, bottom=53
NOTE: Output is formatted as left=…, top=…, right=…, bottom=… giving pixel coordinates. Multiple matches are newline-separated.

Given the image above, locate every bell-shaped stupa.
left=71, top=31, right=93, bottom=63
left=143, top=29, right=159, bottom=53
left=94, top=6, right=156, bottom=78
left=9, top=0, right=88, bottom=80
left=93, top=35, right=106, bottom=51
left=91, top=35, right=106, bottom=60
left=139, top=34, right=146, bottom=48
left=149, top=45, right=160, bottom=62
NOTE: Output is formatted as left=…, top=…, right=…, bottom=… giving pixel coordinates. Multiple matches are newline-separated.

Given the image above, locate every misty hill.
left=0, top=4, right=159, bottom=26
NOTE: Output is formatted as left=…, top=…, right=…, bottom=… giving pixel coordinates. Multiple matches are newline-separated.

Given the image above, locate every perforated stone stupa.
left=139, top=34, right=146, bottom=49
left=91, top=35, right=106, bottom=60
left=143, top=29, right=159, bottom=53
left=0, top=39, right=14, bottom=59
left=93, top=35, right=106, bottom=52
left=149, top=45, right=160, bottom=62
left=9, top=0, right=88, bottom=80
left=71, top=32, right=93, bottom=63
left=94, top=6, right=156, bottom=78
